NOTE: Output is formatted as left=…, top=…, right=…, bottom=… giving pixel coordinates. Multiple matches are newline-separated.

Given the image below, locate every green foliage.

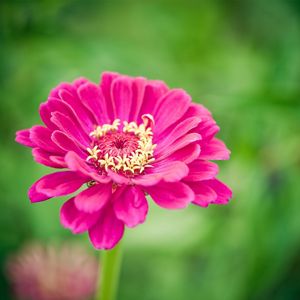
left=1, top=0, right=300, bottom=299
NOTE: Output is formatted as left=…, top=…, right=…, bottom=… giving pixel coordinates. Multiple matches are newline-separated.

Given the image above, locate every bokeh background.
left=1, top=0, right=300, bottom=299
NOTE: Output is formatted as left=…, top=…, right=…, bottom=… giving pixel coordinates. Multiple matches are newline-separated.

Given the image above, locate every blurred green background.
left=1, top=0, right=300, bottom=299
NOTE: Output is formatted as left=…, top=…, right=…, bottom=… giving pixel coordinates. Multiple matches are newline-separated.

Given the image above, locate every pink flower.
left=16, top=72, right=232, bottom=250
left=6, top=243, right=98, bottom=300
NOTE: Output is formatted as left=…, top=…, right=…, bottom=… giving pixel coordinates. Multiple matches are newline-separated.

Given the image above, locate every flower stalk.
left=96, top=243, right=122, bottom=300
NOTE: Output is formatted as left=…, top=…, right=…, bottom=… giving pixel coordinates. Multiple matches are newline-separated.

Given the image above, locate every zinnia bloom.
left=16, top=72, right=232, bottom=249
left=6, top=243, right=98, bottom=300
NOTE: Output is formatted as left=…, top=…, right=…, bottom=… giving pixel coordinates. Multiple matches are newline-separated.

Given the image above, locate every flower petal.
left=138, top=80, right=169, bottom=117
left=32, top=148, right=66, bottom=168
left=78, top=82, right=110, bottom=124
left=88, top=206, right=125, bottom=250
left=74, top=183, right=112, bottom=213
left=50, top=155, right=67, bottom=166
left=65, top=151, right=111, bottom=183
left=188, top=103, right=212, bottom=118
left=184, top=160, right=219, bottom=182
left=154, top=89, right=191, bottom=134
left=111, top=76, right=133, bottom=121
left=106, top=170, right=131, bottom=185
left=132, top=161, right=189, bottom=186
left=158, top=143, right=200, bottom=164
left=51, top=112, right=90, bottom=148
left=145, top=182, right=194, bottom=209
left=30, top=125, right=63, bottom=154
left=52, top=130, right=86, bottom=157
left=58, top=88, right=95, bottom=132
left=32, top=171, right=86, bottom=199
left=72, top=77, right=89, bottom=88
left=46, top=98, right=87, bottom=133
left=28, top=181, right=50, bottom=203
left=60, top=198, right=100, bottom=234
left=155, top=116, right=201, bottom=151
left=100, top=71, right=120, bottom=121
left=206, top=179, right=232, bottom=204
left=113, top=186, right=148, bottom=228
left=200, top=138, right=231, bottom=160
left=39, top=102, right=57, bottom=130
left=15, top=129, right=35, bottom=148
left=196, top=119, right=220, bottom=141
left=186, top=181, right=217, bottom=207
left=155, top=133, right=201, bottom=161
left=130, top=77, right=146, bottom=121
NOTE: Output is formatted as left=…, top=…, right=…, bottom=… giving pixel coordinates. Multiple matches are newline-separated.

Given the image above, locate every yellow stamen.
left=90, top=119, right=121, bottom=138
left=87, top=115, right=156, bottom=175
left=87, top=146, right=101, bottom=161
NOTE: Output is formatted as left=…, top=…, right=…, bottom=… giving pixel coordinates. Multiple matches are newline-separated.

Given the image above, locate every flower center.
left=86, top=115, right=156, bottom=176
left=97, top=132, right=139, bottom=157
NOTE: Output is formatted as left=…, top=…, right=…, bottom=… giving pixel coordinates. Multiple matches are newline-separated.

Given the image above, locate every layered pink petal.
left=155, top=133, right=201, bottom=161
left=199, top=138, right=231, bottom=160
left=188, top=103, right=212, bottom=118
left=88, top=206, right=124, bottom=250
left=106, top=170, right=131, bottom=185
left=187, top=181, right=217, bottom=207
left=206, top=179, right=232, bottom=204
left=30, top=126, right=63, bottom=154
left=159, top=143, right=200, bottom=164
left=52, top=130, right=86, bottom=157
left=153, top=89, right=191, bottom=134
left=39, top=102, right=57, bottom=130
left=29, top=171, right=86, bottom=202
left=145, top=182, right=194, bottom=209
left=129, top=77, right=146, bottom=121
left=74, top=183, right=112, bottom=213
left=50, top=82, right=74, bottom=98
left=15, top=129, right=35, bottom=148
left=111, top=76, right=133, bottom=122
left=57, top=87, right=95, bottom=131
left=28, top=182, right=50, bottom=203
left=50, top=155, right=67, bottom=166
left=138, top=80, right=168, bottom=118
left=46, top=98, right=87, bottom=133
left=65, top=151, right=111, bottom=183
left=132, top=161, right=189, bottom=186
left=60, top=198, right=99, bottom=234
left=32, top=148, right=66, bottom=168
left=113, top=186, right=148, bottom=228
left=51, top=112, right=90, bottom=148
left=72, top=77, right=89, bottom=88
left=184, top=160, right=219, bottom=181
left=100, top=72, right=120, bottom=121
left=154, top=116, right=201, bottom=152
left=187, top=179, right=232, bottom=207
left=78, top=83, right=110, bottom=124
left=196, top=119, right=220, bottom=141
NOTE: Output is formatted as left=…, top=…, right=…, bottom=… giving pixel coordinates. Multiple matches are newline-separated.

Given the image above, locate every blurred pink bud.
left=6, top=243, right=98, bottom=300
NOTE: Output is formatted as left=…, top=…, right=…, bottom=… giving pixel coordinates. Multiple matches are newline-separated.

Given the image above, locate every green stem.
left=95, top=243, right=123, bottom=300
